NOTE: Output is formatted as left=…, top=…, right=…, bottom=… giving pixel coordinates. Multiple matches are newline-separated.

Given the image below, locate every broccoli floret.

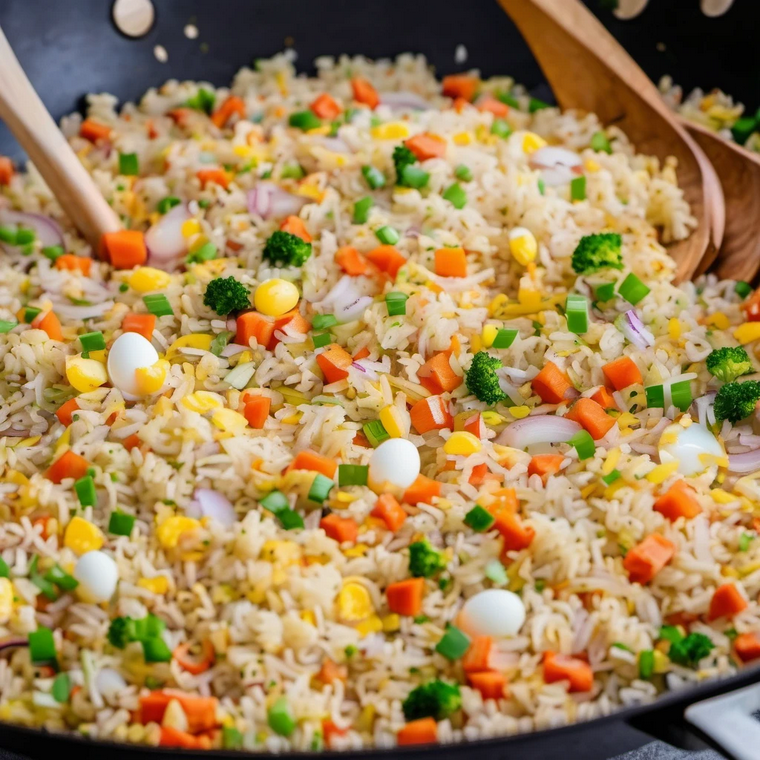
left=465, top=351, right=507, bottom=406
left=571, top=233, right=623, bottom=274
left=668, top=633, right=715, bottom=667
left=393, top=145, right=417, bottom=185
left=408, top=540, right=447, bottom=578
left=706, top=346, right=753, bottom=383
left=402, top=680, right=461, bottom=721
left=107, top=617, right=136, bottom=649
left=262, top=230, right=312, bottom=267
left=203, top=276, right=251, bottom=316
left=714, top=380, right=760, bottom=423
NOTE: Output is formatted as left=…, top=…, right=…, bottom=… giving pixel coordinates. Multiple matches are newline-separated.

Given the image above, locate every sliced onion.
left=618, top=310, right=655, bottom=350
left=336, top=295, right=372, bottom=323
left=247, top=182, right=307, bottom=220
left=529, top=146, right=583, bottom=187
left=318, top=137, right=352, bottom=154
left=0, top=637, right=28, bottom=653
left=0, top=426, right=33, bottom=438
left=496, top=415, right=582, bottom=449
left=320, top=276, right=354, bottom=309
left=145, top=203, right=190, bottom=268
left=739, top=432, right=760, bottom=448
left=728, top=449, right=760, bottom=473
left=220, top=343, right=248, bottom=358
left=95, top=668, right=127, bottom=702
left=53, top=300, right=114, bottom=321
left=352, top=360, right=378, bottom=381
left=191, top=488, right=236, bottom=526
left=379, top=92, right=431, bottom=111
left=0, top=209, right=64, bottom=250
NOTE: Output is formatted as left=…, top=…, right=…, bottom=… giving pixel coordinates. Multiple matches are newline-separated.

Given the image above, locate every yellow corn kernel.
left=509, top=227, right=538, bottom=266
left=254, top=278, right=299, bottom=317
left=453, top=131, right=472, bottom=146
left=706, top=312, right=730, bottom=330
left=584, top=158, right=601, bottom=172
left=138, top=576, right=170, bottom=594
left=66, top=355, right=108, bottom=393
left=734, top=322, right=760, bottom=345
left=509, top=405, right=530, bottom=419
left=212, top=408, right=248, bottom=434
left=167, top=334, right=214, bottom=354
left=0, top=578, right=14, bottom=623
left=645, top=461, right=680, bottom=485
left=356, top=704, right=376, bottom=733
left=156, top=515, right=200, bottom=549
left=64, top=516, right=104, bottom=556
left=603, top=448, right=621, bottom=475
left=379, top=405, right=406, bottom=438
left=296, top=183, right=325, bottom=202
left=301, top=610, right=316, bottom=626
left=721, top=565, right=740, bottom=578
left=128, top=267, right=172, bottom=293
left=337, top=582, right=374, bottom=622
left=356, top=615, right=383, bottom=637
left=306, top=124, right=332, bottom=136
left=481, top=324, right=498, bottom=348
left=181, top=391, right=225, bottom=413
left=710, top=488, right=736, bottom=505
left=343, top=543, right=369, bottom=558
left=233, top=144, right=253, bottom=158
left=381, top=613, right=400, bottom=632
left=260, top=540, right=302, bottom=565
left=517, top=286, right=542, bottom=310
left=135, top=359, right=168, bottom=395
left=181, top=219, right=202, bottom=238
left=652, top=649, right=670, bottom=673
left=522, top=132, right=547, bottom=154
left=617, top=412, right=640, bottom=430
left=444, top=431, right=482, bottom=456
left=470, top=334, right=482, bottom=354
left=668, top=318, right=681, bottom=340
left=482, top=411, right=506, bottom=425
left=370, top=122, right=410, bottom=140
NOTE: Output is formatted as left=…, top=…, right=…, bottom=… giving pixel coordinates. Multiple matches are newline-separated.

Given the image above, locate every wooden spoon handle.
left=0, top=25, right=121, bottom=249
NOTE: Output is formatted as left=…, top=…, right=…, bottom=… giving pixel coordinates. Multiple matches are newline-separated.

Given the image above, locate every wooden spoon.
left=682, top=120, right=760, bottom=283
left=0, top=26, right=121, bottom=250
left=495, top=0, right=725, bottom=283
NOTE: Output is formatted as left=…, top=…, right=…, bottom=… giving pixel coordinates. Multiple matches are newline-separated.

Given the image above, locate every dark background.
left=0, top=0, right=758, bottom=159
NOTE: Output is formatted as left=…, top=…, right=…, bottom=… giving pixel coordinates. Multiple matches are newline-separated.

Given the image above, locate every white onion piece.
left=192, top=488, right=236, bottom=526
left=144, top=203, right=190, bottom=267
left=319, top=137, right=352, bottom=154
left=247, top=182, right=307, bottom=219
left=53, top=300, right=114, bottom=321
left=496, top=415, right=582, bottom=449
left=692, top=390, right=717, bottom=428
left=379, top=92, right=431, bottom=111
left=352, top=360, right=377, bottom=381
left=0, top=209, right=64, bottom=249
left=728, top=449, right=760, bottom=473
left=529, top=146, right=583, bottom=187
left=739, top=433, right=760, bottom=448
left=320, top=275, right=354, bottom=309
left=336, top=295, right=372, bottom=323
left=619, top=310, right=655, bottom=349
left=220, top=343, right=248, bottom=358
left=95, top=668, right=127, bottom=702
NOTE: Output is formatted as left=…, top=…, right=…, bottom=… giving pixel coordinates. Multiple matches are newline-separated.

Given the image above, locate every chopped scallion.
left=454, top=164, right=473, bottom=182
left=288, top=111, right=321, bottom=131
left=118, top=152, right=139, bottom=176
left=74, top=475, right=97, bottom=507
left=142, top=637, right=172, bottom=662
left=594, top=281, right=616, bottom=302
left=363, top=419, right=390, bottom=448
left=435, top=625, right=471, bottom=660
left=28, top=626, right=56, bottom=663
left=385, top=292, right=409, bottom=316
left=51, top=672, right=71, bottom=703
left=0, top=320, right=18, bottom=334
left=566, top=293, right=589, bottom=334
left=353, top=196, right=373, bottom=224
left=442, top=182, right=467, bottom=209
left=79, top=331, right=106, bottom=352
left=375, top=225, right=400, bottom=245
left=157, top=196, right=181, bottom=214
left=529, top=97, right=551, bottom=112
left=670, top=380, right=692, bottom=412
left=42, top=245, right=65, bottom=261
left=569, top=429, right=595, bottom=460
left=362, top=165, right=385, bottom=190
left=277, top=508, right=305, bottom=530
left=143, top=294, right=173, bottom=317
left=735, top=281, right=752, bottom=299
left=590, top=131, right=612, bottom=154
left=313, top=332, right=332, bottom=348
left=108, top=511, right=135, bottom=536
left=260, top=490, right=289, bottom=513
left=484, top=558, right=508, bottom=585
left=491, top=118, right=512, bottom=139
left=312, top=314, right=338, bottom=330
left=602, top=469, right=621, bottom=485
left=308, top=474, right=334, bottom=504
left=618, top=273, right=651, bottom=305
left=638, top=649, right=655, bottom=679
left=492, top=328, right=518, bottom=349
left=400, top=165, right=430, bottom=189
left=463, top=505, right=495, bottom=532
left=338, top=464, right=369, bottom=487
left=570, top=175, right=586, bottom=201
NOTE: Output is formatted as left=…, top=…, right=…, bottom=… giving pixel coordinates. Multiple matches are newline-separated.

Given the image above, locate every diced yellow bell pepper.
left=66, top=355, right=108, bottom=393
left=211, top=408, right=248, bottom=434
left=734, top=322, right=760, bottom=345
left=522, top=132, right=547, bottom=154
left=0, top=578, right=15, bottom=623
left=481, top=324, right=498, bottom=348
left=181, top=391, right=225, bottom=413
left=138, top=576, right=170, bottom=594
left=379, top=405, right=406, bottom=438
left=371, top=122, right=410, bottom=140
left=128, top=267, right=172, bottom=293
left=181, top=219, right=202, bottom=238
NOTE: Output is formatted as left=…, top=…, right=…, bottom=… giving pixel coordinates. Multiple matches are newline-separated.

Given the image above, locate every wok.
left=0, top=1, right=758, bottom=758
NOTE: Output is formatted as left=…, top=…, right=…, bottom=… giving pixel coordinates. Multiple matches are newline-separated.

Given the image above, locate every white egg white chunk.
left=107, top=332, right=159, bottom=398
left=368, top=439, right=421, bottom=493
left=74, top=551, right=119, bottom=603
left=459, top=589, right=526, bottom=638
left=658, top=422, right=725, bottom=476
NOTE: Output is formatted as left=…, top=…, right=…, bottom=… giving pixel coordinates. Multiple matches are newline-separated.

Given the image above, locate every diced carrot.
left=386, top=577, right=425, bottom=616
left=487, top=487, right=519, bottom=515
left=468, top=463, right=491, bottom=486
left=434, top=246, right=466, bottom=278
left=197, top=168, right=230, bottom=189
left=532, top=361, right=573, bottom=404
left=317, top=658, right=348, bottom=685
left=397, top=717, right=437, bottom=746
left=366, top=245, right=407, bottom=278
left=410, top=396, right=454, bottom=434
left=123, top=433, right=142, bottom=451
left=290, top=450, right=338, bottom=479
left=463, top=412, right=485, bottom=438
left=462, top=635, right=492, bottom=673
left=280, top=215, right=312, bottom=242
left=418, top=352, right=462, bottom=395
left=654, top=480, right=701, bottom=521
left=335, top=246, right=369, bottom=276
left=0, top=157, right=14, bottom=185
left=442, top=75, right=480, bottom=102
left=623, top=533, right=676, bottom=585
left=708, top=583, right=748, bottom=621
left=353, top=431, right=371, bottom=448
left=452, top=97, right=470, bottom=113
left=353, top=346, right=371, bottom=361
left=735, top=631, right=760, bottom=663
left=493, top=511, right=535, bottom=553
left=236, top=311, right=275, bottom=348
left=139, top=691, right=219, bottom=733
left=79, top=119, right=112, bottom=142
left=34, top=311, right=63, bottom=341
left=210, top=95, right=246, bottom=128
left=351, top=77, right=379, bottom=109
left=403, top=474, right=442, bottom=506
left=664, top=611, right=698, bottom=629
left=55, top=254, right=91, bottom=276
left=322, top=719, right=348, bottom=748
left=172, top=640, right=215, bottom=675
left=477, top=95, right=509, bottom=117
left=272, top=308, right=310, bottom=347
left=316, top=343, right=353, bottom=384
left=591, top=386, right=618, bottom=410
left=602, top=356, right=643, bottom=390
left=404, top=133, right=447, bottom=162
left=56, top=398, right=80, bottom=427
left=46, top=450, right=89, bottom=484
left=468, top=670, right=507, bottom=700
left=102, top=230, right=147, bottom=269
left=371, top=493, right=407, bottom=532
left=159, top=727, right=210, bottom=749
left=242, top=395, right=271, bottom=429
left=311, top=93, right=342, bottom=120
left=528, top=454, right=566, bottom=484
left=543, top=652, right=594, bottom=692
left=320, top=514, right=358, bottom=544
left=565, top=398, right=616, bottom=440
left=742, top=288, right=760, bottom=321
left=122, top=312, right=156, bottom=341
